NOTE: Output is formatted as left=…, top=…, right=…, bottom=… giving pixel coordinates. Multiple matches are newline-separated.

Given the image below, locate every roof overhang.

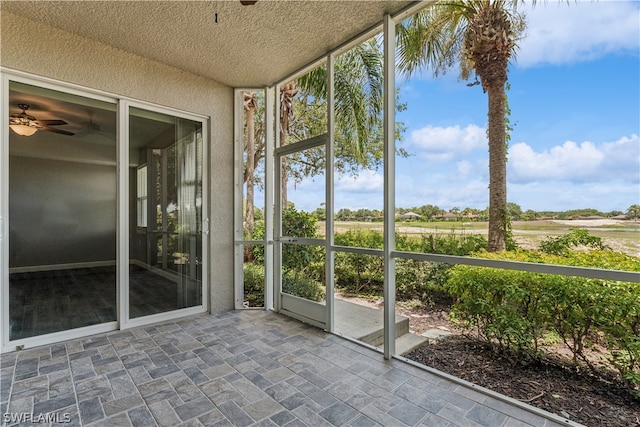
left=1, top=1, right=422, bottom=88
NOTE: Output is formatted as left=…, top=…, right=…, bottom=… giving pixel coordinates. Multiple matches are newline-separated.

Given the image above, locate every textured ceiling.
left=1, top=0, right=417, bottom=88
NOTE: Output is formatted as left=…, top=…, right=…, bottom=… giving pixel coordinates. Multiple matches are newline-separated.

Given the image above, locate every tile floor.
left=9, top=266, right=196, bottom=340
left=1, top=310, right=579, bottom=426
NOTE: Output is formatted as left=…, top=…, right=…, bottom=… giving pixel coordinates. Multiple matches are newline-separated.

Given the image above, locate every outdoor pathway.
left=1, top=310, right=580, bottom=426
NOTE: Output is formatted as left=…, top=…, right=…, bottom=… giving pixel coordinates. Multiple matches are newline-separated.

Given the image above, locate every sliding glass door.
left=128, top=107, right=204, bottom=319
left=2, top=75, right=208, bottom=350
left=7, top=81, right=117, bottom=340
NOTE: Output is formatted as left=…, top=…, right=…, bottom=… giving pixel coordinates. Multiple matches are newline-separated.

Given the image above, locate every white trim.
left=393, top=250, right=640, bottom=283
left=1, top=73, right=10, bottom=351
left=118, top=100, right=130, bottom=329
left=3, top=68, right=116, bottom=104
left=277, top=237, right=325, bottom=246
left=122, top=305, right=207, bottom=330
left=274, top=86, right=283, bottom=313
left=333, top=246, right=384, bottom=257
left=201, top=108, right=210, bottom=314
left=1, top=70, right=210, bottom=349
left=325, top=53, right=335, bottom=333
left=2, top=322, right=118, bottom=354
left=1, top=67, right=208, bottom=121
left=233, top=89, right=245, bottom=310
left=383, top=14, right=397, bottom=360
left=2, top=72, right=120, bottom=351
left=271, top=2, right=433, bottom=88
left=236, top=240, right=265, bottom=245
left=264, top=86, right=275, bottom=311
left=273, top=58, right=328, bottom=89
left=9, top=260, right=116, bottom=274
left=123, top=99, right=209, bottom=325
left=392, top=1, right=435, bottom=22
left=274, top=133, right=328, bottom=156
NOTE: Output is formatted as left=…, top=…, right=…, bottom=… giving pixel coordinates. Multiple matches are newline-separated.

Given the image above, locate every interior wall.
left=1, top=12, right=235, bottom=313
left=9, top=155, right=117, bottom=268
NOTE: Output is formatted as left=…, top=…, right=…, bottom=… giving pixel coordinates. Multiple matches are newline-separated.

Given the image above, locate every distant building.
left=462, top=213, right=481, bottom=221
left=398, top=212, right=421, bottom=221
left=610, top=214, right=629, bottom=220
left=434, top=212, right=458, bottom=221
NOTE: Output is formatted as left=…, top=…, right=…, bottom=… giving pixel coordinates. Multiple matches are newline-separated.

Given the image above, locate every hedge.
left=445, top=249, right=640, bottom=396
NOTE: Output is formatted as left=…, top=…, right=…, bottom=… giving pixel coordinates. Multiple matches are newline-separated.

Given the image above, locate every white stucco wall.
left=1, top=12, right=235, bottom=313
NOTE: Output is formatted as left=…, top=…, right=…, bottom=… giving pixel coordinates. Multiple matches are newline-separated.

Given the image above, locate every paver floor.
left=1, top=310, right=579, bottom=426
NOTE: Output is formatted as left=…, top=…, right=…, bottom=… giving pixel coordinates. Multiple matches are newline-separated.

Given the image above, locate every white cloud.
left=517, top=1, right=640, bottom=67
left=509, top=134, right=639, bottom=183
left=409, top=124, right=486, bottom=161
left=335, top=170, right=384, bottom=193
left=451, top=159, right=489, bottom=182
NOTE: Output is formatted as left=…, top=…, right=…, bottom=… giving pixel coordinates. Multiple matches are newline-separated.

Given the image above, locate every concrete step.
left=393, top=333, right=429, bottom=356
left=333, top=298, right=412, bottom=348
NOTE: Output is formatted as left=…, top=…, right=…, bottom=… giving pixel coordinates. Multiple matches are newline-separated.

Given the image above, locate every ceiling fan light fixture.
left=9, top=104, right=39, bottom=136
left=10, top=123, right=38, bottom=136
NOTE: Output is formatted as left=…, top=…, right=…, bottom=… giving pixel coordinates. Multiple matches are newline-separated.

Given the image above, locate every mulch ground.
left=405, top=336, right=640, bottom=427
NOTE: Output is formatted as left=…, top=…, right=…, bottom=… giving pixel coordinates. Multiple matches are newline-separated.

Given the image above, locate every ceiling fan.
left=9, top=103, right=74, bottom=137
left=75, top=110, right=114, bottom=141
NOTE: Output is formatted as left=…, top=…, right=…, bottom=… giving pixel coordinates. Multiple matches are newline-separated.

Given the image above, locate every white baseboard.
left=9, top=260, right=116, bottom=274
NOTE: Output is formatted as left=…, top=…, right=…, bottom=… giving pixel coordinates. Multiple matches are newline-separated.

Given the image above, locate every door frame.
left=272, top=53, right=336, bottom=330
left=1, top=69, right=210, bottom=352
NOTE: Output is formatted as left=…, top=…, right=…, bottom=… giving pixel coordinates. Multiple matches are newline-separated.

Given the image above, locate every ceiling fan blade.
left=37, top=119, right=68, bottom=126
left=40, top=126, right=75, bottom=136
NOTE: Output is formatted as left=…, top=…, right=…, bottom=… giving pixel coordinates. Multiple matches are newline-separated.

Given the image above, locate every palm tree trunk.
left=487, top=83, right=507, bottom=252
left=244, top=94, right=256, bottom=261
left=279, top=81, right=298, bottom=208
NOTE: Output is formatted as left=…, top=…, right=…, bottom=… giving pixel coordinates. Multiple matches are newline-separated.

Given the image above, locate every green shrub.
left=334, top=229, right=384, bottom=295
left=243, top=262, right=265, bottom=306
left=251, top=206, right=321, bottom=267
left=331, top=228, right=484, bottom=301
left=539, top=228, right=609, bottom=255
left=335, top=229, right=384, bottom=249
left=334, top=252, right=383, bottom=296
left=445, top=265, right=547, bottom=359
left=282, top=269, right=325, bottom=302
left=416, top=231, right=488, bottom=256
left=396, top=260, right=451, bottom=304
left=445, top=249, right=640, bottom=395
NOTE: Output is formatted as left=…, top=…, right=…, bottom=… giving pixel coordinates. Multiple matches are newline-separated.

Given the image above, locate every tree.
left=278, top=38, right=408, bottom=205
left=507, top=202, right=522, bottom=221
left=279, top=81, right=299, bottom=208
left=522, top=209, right=537, bottom=221
left=627, top=204, right=640, bottom=222
left=397, top=0, right=527, bottom=251
left=243, top=91, right=258, bottom=261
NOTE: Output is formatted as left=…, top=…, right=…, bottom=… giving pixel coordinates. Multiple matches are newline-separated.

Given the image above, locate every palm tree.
left=627, top=204, right=640, bottom=222
left=243, top=91, right=257, bottom=260
left=277, top=37, right=386, bottom=207
left=279, top=81, right=298, bottom=208
left=397, top=0, right=527, bottom=251
left=242, top=37, right=388, bottom=250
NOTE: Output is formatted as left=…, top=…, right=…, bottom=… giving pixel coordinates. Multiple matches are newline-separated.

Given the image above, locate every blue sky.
left=289, top=1, right=640, bottom=213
